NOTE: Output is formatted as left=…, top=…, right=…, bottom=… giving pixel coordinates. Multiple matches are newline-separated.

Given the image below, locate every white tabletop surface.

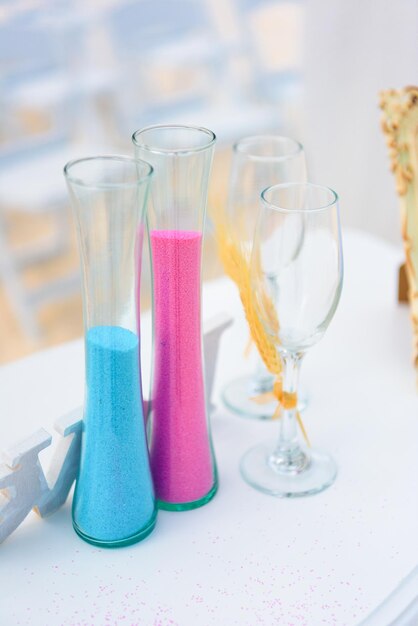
left=0, top=229, right=417, bottom=626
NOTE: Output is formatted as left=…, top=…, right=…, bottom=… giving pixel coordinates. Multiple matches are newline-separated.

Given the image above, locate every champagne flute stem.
left=270, top=352, right=309, bottom=473
left=252, top=356, right=274, bottom=393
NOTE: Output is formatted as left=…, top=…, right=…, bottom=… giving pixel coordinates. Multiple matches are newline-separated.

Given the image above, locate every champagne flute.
left=240, top=183, right=343, bottom=497
left=221, top=135, right=307, bottom=419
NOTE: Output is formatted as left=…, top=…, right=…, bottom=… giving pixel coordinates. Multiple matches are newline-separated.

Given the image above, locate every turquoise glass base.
left=72, top=507, right=157, bottom=548
left=157, top=478, right=218, bottom=512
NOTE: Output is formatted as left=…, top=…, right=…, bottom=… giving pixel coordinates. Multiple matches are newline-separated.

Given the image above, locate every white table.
left=0, top=230, right=417, bottom=626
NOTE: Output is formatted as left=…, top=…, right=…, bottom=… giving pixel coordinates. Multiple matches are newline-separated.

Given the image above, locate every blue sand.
left=72, top=325, right=156, bottom=542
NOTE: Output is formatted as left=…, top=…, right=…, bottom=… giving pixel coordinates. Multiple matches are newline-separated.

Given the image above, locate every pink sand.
left=149, top=229, right=213, bottom=503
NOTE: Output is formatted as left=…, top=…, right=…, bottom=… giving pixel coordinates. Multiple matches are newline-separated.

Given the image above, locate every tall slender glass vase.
left=133, top=125, right=217, bottom=511
left=64, top=155, right=157, bottom=547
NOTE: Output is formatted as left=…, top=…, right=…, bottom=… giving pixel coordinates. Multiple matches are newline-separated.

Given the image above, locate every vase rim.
left=132, top=124, right=216, bottom=155
left=261, top=182, right=339, bottom=214
left=63, top=154, right=153, bottom=189
left=233, top=135, right=304, bottom=161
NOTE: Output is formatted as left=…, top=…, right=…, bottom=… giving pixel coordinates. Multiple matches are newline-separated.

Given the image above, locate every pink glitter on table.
left=149, top=229, right=214, bottom=504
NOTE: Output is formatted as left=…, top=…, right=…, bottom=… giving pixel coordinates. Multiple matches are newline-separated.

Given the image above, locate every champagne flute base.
left=240, top=443, right=337, bottom=497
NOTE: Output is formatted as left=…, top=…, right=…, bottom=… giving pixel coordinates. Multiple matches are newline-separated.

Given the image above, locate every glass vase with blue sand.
left=64, top=155, right=156, bottom=547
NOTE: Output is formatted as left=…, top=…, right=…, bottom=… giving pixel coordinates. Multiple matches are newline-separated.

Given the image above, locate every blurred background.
left=0, top=0, right=417, bottom=364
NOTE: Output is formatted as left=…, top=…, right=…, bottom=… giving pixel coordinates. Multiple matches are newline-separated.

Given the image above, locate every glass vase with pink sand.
left=132, top=124, right=217, bottom=511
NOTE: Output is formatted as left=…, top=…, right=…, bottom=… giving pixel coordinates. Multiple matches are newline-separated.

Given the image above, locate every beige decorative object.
left=380, top=86, right=418, bottom=381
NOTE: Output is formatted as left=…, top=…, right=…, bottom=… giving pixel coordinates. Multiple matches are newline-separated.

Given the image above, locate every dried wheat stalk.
left=214, top=214, right=310, bottom=443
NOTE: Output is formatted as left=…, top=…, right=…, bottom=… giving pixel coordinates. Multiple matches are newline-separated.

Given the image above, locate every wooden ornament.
left=380, top=86, right=418, bottom=381
left=398, top=263, right=409, bottom=303
left=0, top=429, right=53, bottom=542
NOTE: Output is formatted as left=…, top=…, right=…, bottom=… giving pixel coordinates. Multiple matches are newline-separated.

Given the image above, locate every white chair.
left=0, top=5, right=117, bottom=338
left=106, top=0, right=281, bottom=144
left=228, top=0, right=305, bottom=138
left=0, top=134, right=81, bottom=338
left=105, top=0, right=226, bottom=133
